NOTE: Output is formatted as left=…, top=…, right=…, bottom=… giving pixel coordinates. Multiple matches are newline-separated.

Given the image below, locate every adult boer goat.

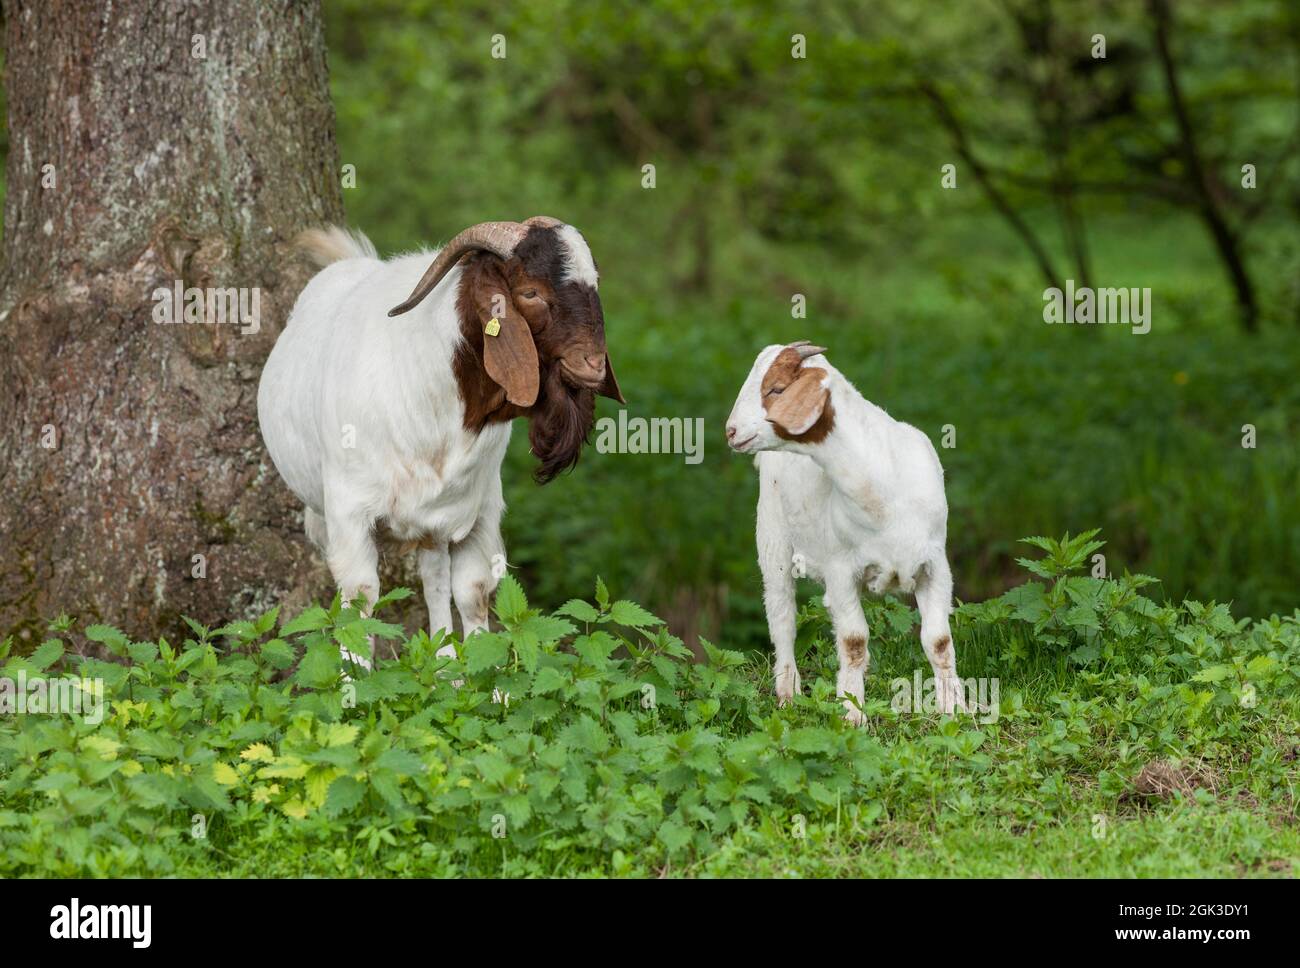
left=258, top=217, right=622, bottom=666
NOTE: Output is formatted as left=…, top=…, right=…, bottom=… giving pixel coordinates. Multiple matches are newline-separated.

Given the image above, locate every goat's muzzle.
left=559, top=354, right=607, bottom=391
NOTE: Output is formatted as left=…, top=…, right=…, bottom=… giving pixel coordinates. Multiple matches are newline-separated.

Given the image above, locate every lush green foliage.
left=2, top=536, right=1297, bottom=877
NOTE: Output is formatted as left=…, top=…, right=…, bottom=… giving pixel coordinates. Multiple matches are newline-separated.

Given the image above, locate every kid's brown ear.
left=476, top=289, right=539, bottom=407
left=767, top=366, right=829, bottom=436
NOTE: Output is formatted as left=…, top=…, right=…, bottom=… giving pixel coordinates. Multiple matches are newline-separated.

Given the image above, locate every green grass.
left=2, top=533, right=1297, bottom=878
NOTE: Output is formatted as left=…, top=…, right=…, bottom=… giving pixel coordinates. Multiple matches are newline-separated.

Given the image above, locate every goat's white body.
left=729, top=347, right=965, bottom=721
left=258, top=238, right=506, bottom=664
left=756, top=398, right=947, bottom=597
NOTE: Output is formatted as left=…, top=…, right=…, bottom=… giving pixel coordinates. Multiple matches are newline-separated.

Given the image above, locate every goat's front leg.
left=824, top=568, right=870, bottom=726
left=915, top=557, right=966, bottom=715
left=757, top=493, right=799, bottom=704
left=324, top=505, right=381, bottom=670
left=418, top=542, right=454, bottom=652
left=450, top=520, right=503, bottom=655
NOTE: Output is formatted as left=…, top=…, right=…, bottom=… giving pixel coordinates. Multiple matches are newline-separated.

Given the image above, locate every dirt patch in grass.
left=1128, top=759, right=1218, bottom=800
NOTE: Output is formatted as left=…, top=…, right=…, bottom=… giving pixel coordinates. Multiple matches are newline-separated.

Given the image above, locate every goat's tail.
left=296, top=225, right=379, bottom=267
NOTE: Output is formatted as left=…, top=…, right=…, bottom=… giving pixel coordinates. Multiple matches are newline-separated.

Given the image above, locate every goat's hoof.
left=842, top=704, right=866, bottom=727
left=936, top=678, right=968, bottom=716
left=774, top=666, right=801, bottom=705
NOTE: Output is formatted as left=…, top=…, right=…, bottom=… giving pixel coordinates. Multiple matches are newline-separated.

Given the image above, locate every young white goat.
left=258, top=219, right=623, bottom=667
left=725, top=342, right=964, bottom=724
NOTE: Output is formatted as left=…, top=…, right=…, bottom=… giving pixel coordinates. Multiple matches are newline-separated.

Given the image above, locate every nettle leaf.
left=657, top=819, right=693, bottom=854
left=188, top=772, right=232, bottom=812
left=498, top=626, right=538, bottom=675
left=574, top=632, right=620, bottom=667
left=609, top=600, right=664, bottom=630
left=128, top=730, right=182, bottom=760
left=85, top=624, right=129, bottom=656
left=1191, top=664, right=1233, bottom=684
left=1244, top=654, right=1278, bottom=679
left=126, top=641, right=159, bottom=665
left=520, top=615, right=577, bottom=645
left=260, top=638, right=295, bottom=669
left=501, top=793, right=531, bottom=828
left=465, top=633, right=510, bottom=675
left=318, top=723, right=360, bottom=747
left=787, top=728, right=837, bottom=755
left=240, top=743, right=275, bottom=763
left=559, top=715, right=610, bottom=754
left=280, top=606, right=332, bottom=637
left=555, top=599, right=599, bottom=624
left=532, top=666, right=570, bottom=696
left=297, top=641, right=343, bottom=688
left=494, top=575, right=529, bottom=627
left=1014, top=556, right=1057, bottom=580
left=355, top=616, right=406, bottom=640
left=1069, top=643, right=1101, bottom=666
left=373, top=586, right=415, bottom=611
left=375, top=748, right=425, bottom=776
left=595, top=577, right=610, bottom=610
left=473, top=751, right=513, bottom=786
left=323, top=775, right=365, bottom=817
left=213, top=620, right=260, bottom=644
left=28, top=639, right=65, bottom=672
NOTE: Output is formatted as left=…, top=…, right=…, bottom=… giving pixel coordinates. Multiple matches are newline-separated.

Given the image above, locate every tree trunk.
left=1148, top=0, right=1259, bottom=332
left=0, top=0, right=344, bottom=646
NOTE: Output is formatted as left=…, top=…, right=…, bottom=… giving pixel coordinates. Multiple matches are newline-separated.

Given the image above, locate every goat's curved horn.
left=790, top=340, right=828, bottom=359
left=388, top=221, right=530, bottom=317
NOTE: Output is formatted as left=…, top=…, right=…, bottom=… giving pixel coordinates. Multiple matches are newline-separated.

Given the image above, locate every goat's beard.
left=529, top=365, right=595, bottom=484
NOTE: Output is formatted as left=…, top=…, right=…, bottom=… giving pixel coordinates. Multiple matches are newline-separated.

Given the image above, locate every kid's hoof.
left=774, top=665, right=801, bottom=705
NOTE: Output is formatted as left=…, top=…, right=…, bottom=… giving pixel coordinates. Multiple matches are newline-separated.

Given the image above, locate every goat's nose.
left=725, top=425, right=737, bottom=441
left=583, top=353, right=605, bottom=373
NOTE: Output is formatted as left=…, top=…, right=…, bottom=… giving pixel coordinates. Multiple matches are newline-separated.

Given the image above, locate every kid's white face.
left=725, top=344, right=788, bottom=454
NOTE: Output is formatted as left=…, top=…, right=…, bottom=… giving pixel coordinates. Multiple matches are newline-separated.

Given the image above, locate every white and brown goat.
left=725, top=342, right=964, bottom=724
left=257, top=218, right=622, bottom=665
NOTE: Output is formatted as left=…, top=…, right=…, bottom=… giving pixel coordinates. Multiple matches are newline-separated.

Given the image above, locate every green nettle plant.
left=0, top=575, right=890, bottom=876
left=1, top=532, right=1297, bottom=877
left=958, top=531, right=1298, bottom=728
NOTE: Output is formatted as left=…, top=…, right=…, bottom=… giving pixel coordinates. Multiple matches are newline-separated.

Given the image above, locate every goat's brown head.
left=388, top=217, right=623, bottom=482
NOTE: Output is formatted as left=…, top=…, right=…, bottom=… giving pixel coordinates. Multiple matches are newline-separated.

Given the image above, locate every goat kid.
left=725, top=342, right=965, bottom=724
left=258, top=218, right=623, bottom=668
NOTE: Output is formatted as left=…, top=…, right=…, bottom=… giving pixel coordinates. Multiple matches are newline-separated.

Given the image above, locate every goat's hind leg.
left=451, top=520, right=503, bottom=654
left=419, top=542, right=454, bottom=655
left=824, top=568, right=870, bottom=726
left=915, top=557, right=967, bottom=715
left=324, top=505, right=381, bottom=670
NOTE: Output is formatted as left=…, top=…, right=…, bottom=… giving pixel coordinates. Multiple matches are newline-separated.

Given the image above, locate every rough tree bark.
left=0, top=0, right=343, bottom=645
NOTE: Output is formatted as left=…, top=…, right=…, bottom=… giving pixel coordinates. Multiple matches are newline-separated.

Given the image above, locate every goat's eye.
left=766, top=386, right=784, bottom=397
left=519, top=289, right=540, bottom=300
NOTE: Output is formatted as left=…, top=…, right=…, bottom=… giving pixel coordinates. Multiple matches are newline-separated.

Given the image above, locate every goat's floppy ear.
left=597, top=353, right=625, bottom=404
left=475, top=285, right=539, bottom=407
left=767, top=366, right=829, bottom=436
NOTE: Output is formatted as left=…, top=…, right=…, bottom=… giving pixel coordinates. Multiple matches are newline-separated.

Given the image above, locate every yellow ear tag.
left=484, top=317, right=501, bottom=337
